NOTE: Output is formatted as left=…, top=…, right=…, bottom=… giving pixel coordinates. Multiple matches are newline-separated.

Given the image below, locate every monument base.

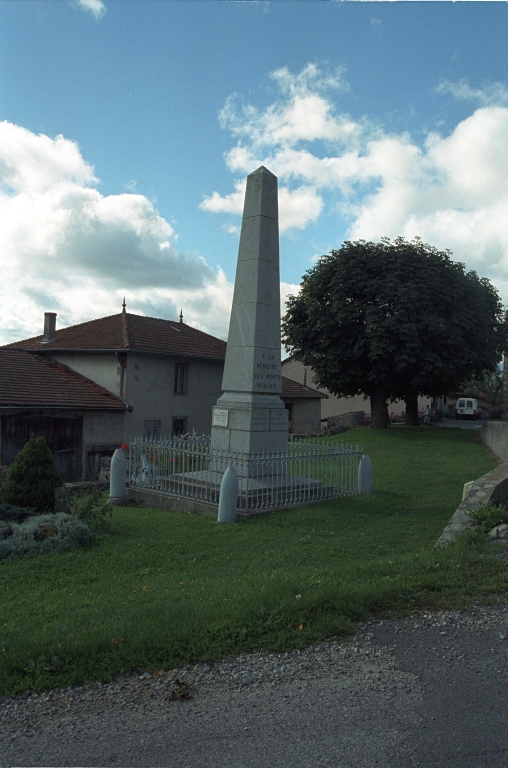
left=165, top=468, right=328, bottom=510
left=211, top=392, right=288, bottom=457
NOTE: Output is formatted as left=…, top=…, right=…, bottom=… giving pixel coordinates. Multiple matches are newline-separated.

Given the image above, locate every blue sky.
left=0, top=0, right=506, bottom=344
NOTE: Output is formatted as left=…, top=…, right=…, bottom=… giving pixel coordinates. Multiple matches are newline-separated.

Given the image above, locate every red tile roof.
left=2, top=313, right=324, bottom=401
left=281, top=377, right=326, bottom=399
left=5, top=312, right=227, bottom=360
left=0, top=350, right=125, bottom=410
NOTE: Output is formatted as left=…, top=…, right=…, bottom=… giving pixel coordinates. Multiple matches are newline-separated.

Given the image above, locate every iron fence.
left=128, top=433, right=363, bottom=511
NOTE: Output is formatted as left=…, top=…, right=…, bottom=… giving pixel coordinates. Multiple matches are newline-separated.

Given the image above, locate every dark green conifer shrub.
left=0, top=436, right=62, bottom=513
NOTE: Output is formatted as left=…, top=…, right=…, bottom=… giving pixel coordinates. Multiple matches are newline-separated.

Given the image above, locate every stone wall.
left=436, top=462, right=508, bottom=546
left=480, top=421, right=508, bottom=462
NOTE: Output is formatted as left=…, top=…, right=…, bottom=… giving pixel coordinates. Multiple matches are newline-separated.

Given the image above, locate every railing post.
left=358, top=455, right=373, bottom=494
left=217, top=466, right=238, bottom=523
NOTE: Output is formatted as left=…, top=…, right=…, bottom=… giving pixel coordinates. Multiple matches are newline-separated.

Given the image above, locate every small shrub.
left=469, top=503, right=508, bottom=533
left=62, top=487, right=112, bottom=530
left=0, top=503, right=39, bottom=525
left=0, top=513, right=93, bottom=561
left=0, top=436, right=62, bottom=513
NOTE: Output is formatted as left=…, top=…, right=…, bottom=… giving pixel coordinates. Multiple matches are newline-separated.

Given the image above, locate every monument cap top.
left=243, top=166, right=278, bottom=221
left=249, top=165, right=277, bottom=178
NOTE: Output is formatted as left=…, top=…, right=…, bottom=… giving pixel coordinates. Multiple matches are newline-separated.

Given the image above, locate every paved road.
left=2, top=604, right=506, bottom=768
left=437, top=418, right=482, bottom=430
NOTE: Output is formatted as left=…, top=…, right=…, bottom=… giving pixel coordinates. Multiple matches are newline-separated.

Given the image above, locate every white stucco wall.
left=282, top=359, right=430, bottom=419
left=82, top=411, right=124, bottom=447
left=285, top=398, right=321, bottom=434
left=124, top=353, right=224, bottom=439
left=52, top=353, right=121, bottom=396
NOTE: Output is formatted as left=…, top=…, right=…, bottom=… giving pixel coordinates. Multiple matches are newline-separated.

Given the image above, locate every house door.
left=1, top=413, right=83, bottom=482
left=85, top=450, right=116, bottom=481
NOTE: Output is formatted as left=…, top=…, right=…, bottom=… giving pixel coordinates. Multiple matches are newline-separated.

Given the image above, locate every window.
left=144, top=419, right=161, bottom=439
left=172, top=417, right=187, bottom=437
left=174, top=364, right=188, bottom=394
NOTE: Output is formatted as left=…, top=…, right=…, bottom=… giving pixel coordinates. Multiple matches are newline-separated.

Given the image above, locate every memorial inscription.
left=212, top=409, right=229, bottom=428
left=251, top=410, right=270, bottom=430
left=253, top=349, right=282, bottom=392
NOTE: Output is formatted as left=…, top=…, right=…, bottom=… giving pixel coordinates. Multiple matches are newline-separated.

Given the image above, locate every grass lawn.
left=1, top=425, right=507, bottom=697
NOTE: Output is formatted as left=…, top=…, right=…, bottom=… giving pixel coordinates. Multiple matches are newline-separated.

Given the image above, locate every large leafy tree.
left=282, top=238, right=507, bottom=428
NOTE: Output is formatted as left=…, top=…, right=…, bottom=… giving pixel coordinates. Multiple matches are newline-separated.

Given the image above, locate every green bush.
left=469, top=503, right=508, bottom=533
left=0, top=503, right=39, bottom=525
left=62, top=487, right=113, bottom=530
left=0, top=436, right=62, bottom=513
left=0, top=513, right=93, bottom=561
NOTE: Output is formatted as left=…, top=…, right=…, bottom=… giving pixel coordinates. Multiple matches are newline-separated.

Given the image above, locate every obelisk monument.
left=211, top=166, right=288, bottom=455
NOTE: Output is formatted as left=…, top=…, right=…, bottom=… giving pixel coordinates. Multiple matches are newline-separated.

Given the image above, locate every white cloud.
left=200, top=179, right=246, bottom=215
left=0, top=121, right=231, bottom=344
left=200, top=180, right=322, bottom=233
left=219, top=64, right=354, bottom=149
left=280, top=281, right=300, bottom=319
left=205, top=65, right=508, bottom=283
left=76, top=0, right=106, bottom=20
left=348, top=106, right=508, bottom=275
left=436, top=79, right=508, bottom=107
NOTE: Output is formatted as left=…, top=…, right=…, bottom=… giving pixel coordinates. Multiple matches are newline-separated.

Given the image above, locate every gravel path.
left=1, top=603, right=506, bottom=767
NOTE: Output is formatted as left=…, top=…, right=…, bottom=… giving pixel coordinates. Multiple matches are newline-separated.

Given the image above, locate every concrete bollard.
left=217, top=466, right=238, bottom=523
left=358, top=455, right=373, bottom=494
left=110, top=448, right=127, bottom=499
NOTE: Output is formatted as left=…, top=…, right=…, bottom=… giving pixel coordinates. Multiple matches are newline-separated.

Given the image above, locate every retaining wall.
left=437, top=462, right=508, bottom=546
left=480, top=421, right=508, bottom=462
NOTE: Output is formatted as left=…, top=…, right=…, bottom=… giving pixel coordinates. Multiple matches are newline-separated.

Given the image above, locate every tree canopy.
left=282, top=238, right=507, bottom=428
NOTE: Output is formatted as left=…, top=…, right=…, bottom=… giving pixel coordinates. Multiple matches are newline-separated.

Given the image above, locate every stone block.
left=462, top=480, right=475, bottom=500
left=488, top=523, right=508, bottom=539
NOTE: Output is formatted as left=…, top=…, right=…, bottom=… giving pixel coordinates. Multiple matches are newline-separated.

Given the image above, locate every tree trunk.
left=370, top=389, right=390, bottom=429
left=405, top=390, right=420, bottom=426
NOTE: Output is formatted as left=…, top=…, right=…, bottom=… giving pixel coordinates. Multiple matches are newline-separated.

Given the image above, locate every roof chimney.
left=42, top=312, right=57, bottom=343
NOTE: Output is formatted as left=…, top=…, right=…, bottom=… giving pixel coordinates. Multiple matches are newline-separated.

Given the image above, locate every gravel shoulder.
left=1, top=602, right=507, bottom=768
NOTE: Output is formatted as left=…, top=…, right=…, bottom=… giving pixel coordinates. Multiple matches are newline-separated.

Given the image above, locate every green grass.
left=1, top=426, right=507, bottom=697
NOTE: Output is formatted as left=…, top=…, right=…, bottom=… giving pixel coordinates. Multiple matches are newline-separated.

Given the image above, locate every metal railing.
left=128, top=433, right=363, bottom=511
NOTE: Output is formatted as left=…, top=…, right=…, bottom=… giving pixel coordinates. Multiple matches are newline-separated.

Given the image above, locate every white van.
left=455, top=398, right=479, bottom=420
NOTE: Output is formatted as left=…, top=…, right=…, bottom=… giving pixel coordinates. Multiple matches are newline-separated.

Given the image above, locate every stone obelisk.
left=211, top=166, right=288, bottom=455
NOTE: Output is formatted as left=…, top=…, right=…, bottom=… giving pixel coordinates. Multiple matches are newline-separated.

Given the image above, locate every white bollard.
left=358, top=455, right=373, bottom=494
left=217, top=466, right=238, bottom=523
left=110, top=448, right=127, bottom=499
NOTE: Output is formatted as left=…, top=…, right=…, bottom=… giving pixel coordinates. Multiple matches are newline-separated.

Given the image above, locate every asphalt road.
left=2, top=604, right=506, bottom=768
left=437, top=418, right=482, bottom=430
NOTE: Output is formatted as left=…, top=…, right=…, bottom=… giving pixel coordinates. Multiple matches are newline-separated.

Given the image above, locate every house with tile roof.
left=2, top=307, right=325, bottom=480
left=0, top=349, right=126, bottom=481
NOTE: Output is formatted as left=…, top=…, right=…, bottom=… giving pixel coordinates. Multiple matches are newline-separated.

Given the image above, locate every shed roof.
left=280, top=377, right=327, bottom=399
left=0, top=350, right=125, bottom=410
